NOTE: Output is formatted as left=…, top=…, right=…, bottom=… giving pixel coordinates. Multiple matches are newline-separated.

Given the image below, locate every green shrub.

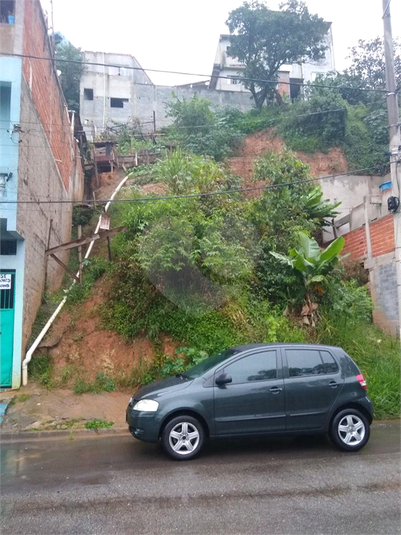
left=85, top=419, right=114, bottom=430
left=28, top=354, right=54, bottom=387
left=163, top=95, right=243, bottom=160
left=315, top=318, right=400, bottom=419
left=74, top=373, right=116, bottom=395
left=66, top=257, right=109, bottom=306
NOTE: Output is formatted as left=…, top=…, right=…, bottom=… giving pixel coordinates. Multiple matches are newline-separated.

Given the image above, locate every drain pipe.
left=21, top=174, right=130, bottom=386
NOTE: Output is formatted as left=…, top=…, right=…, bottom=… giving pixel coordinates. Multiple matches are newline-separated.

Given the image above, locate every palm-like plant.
left=271, top=232, right=346, bottom=325
left=302, top=186, right=341, bottom=225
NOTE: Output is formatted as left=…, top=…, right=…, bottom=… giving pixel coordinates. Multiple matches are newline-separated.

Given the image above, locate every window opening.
left=0, top=240, right=17, bottom=255
left=0, top=0, right=15, bottom=23
left=290, top=78, right=303, bottom=100
left=83, top=88, right=94, bottom=101
left=110, top=97, right=129, bottom=108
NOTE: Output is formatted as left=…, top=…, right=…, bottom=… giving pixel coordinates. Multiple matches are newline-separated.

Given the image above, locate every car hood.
left=134, top=376, right=193, bottom=400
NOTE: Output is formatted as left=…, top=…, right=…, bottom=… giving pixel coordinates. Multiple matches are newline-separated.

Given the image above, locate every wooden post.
left=44, top=218, right=53, bottom=290
left=78, top=224, right=83, bottom=283
left=107, top=236, right=112, bottom=262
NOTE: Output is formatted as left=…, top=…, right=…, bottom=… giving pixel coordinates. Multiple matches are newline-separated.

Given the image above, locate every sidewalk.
left=0, top=382, right=130, bottom=436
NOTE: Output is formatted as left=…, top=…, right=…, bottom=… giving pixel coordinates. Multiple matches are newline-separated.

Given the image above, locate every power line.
left=0, top=164, right=388, bottom=205
left=1, top=52, right=388, bottom=94
left=0, top=108, right=362, bottom=141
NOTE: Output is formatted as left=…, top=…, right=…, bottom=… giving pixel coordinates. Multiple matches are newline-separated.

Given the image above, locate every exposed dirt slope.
left=229, top=129, right=347, bottom=182
left=38, top=280, right=176, bottom=386
left=34, top=169, right=174, bottom=388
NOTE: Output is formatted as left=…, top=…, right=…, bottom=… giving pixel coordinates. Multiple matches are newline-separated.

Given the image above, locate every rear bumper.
left=357, top=396, right=374, bottom=422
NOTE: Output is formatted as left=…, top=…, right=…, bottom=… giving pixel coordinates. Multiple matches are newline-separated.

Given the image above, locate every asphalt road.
left=1, top=422, right=400, bottom=535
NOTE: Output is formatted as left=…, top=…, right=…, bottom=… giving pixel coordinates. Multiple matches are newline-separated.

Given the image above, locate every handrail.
left=21, top=173, right=130, bottom=386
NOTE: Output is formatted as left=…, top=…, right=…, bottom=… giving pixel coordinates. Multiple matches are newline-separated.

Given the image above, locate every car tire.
left=161, top=415, right=204, bottom=460
left=330, top=408, right=370, bottom=452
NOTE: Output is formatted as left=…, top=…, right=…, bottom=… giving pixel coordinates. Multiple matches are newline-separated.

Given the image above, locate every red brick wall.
left=370, top=215, right=395, bottom=257
left=342, top=215, right=395, bottom=260
left=22, top=0, right=72, bottom=191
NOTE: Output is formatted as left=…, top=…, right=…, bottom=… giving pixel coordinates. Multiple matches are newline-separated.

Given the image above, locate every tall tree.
left=226, top=1, right=329, bottom=110
left=346, top=37, right=401, bottom=91
left=55, top=41, right=85, bottom=112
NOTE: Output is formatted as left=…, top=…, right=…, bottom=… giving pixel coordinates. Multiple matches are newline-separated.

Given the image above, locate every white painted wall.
left=213, top=28, right=335, bottom=91
left=320, top=173, right=392, bottom=241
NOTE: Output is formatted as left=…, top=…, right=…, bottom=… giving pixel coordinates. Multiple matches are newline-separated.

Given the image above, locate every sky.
left=41, top=0, right=401, bottom=86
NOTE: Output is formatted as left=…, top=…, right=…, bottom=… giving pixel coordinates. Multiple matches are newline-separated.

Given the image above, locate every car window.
left=286, top=349, right=324, bottom=377
left=185, top=348, right=240, bottom=378
left=320, top=350, right=339, bottom=374
left=222, top=351, right=277, bottom=384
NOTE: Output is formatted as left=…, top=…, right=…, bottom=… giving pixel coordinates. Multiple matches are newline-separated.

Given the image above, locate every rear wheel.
left=161, top=415, right=204, bottom=460
left=330, top=408, right=370, bottom=452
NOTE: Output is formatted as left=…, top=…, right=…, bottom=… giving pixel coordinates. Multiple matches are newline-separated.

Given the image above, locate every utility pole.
left=382, top=0, right=401, bottom=339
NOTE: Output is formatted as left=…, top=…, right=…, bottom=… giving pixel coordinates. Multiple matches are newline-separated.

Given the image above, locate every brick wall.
left=17, top=80, right=77, bottom=348
left=341, top=226, right=366, bottom=259
left=22, top=0, right=72, bottom=191
left=369, top=215, right=395, bottom=258
left=342, top=215, right=395, bottom=260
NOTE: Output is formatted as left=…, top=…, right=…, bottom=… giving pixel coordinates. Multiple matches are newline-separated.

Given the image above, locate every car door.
left=283, top=348, right=344, bottom=431
left=213, top=349, right=285, bottom=436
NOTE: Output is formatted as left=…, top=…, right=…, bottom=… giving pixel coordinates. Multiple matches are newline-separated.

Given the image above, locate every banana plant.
left=302, top=186, right=341, bottom=226
left=271, top=232, right=346, bottom=325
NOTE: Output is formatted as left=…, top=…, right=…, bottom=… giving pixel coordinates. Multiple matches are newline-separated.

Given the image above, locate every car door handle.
left=329, top=381, right=338, bottom=388
left=270, top=386, right=282, bottom=394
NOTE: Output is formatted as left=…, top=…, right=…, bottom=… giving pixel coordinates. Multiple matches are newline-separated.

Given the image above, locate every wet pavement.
left=1, top=421, right=400, bottom=535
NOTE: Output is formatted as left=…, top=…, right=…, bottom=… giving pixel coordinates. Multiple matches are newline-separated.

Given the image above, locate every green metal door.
left=0, top=270, right=15, bottom=387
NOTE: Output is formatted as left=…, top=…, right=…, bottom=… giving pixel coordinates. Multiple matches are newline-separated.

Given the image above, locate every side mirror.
left=215, top=373, right=232, bottom=386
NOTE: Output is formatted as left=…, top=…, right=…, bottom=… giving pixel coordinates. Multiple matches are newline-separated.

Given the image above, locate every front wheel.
left=161, top=415, right=204, bottom=460
left=330, top=408, right=370, bottom=452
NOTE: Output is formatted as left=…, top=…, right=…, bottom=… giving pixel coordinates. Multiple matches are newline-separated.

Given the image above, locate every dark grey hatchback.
left=126, top=344, right=373, bottom=460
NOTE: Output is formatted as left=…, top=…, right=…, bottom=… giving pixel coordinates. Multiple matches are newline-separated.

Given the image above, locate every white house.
left=209, top=26, right=335, bottom=99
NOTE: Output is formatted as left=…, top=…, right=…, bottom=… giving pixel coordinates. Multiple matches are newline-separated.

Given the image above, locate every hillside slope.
left=229, top=129, right=347, bottom=182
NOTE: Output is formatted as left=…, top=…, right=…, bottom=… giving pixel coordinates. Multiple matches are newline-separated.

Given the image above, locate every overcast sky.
left=42, top=0, right=401, bottom=86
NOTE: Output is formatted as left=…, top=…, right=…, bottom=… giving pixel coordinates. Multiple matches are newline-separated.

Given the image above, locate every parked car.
left=126, top=344, right=373, bottom=460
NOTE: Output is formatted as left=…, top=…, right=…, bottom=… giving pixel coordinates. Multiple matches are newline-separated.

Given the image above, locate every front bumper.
left=126, top=405, right=160, bottom=443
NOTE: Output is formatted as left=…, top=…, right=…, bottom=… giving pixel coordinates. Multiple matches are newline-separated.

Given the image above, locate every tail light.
left=356, top=373, right=367, bottom=390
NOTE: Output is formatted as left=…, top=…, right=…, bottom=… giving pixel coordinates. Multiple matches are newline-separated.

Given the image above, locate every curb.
left=1, top=420, right=399, bottom=443
left=0, top=426, right=130, bottom=442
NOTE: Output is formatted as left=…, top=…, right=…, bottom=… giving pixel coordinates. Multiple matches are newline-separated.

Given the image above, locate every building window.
left=0, top=240, right=17, bottom=255
left=290, top=78, right=303, bottom=100
left=227, top=76, right=241, bottom=85
left=110, top=97, right=129, bottom=108
left=0, top=0, right=15, bottom=23
left=83, top=88, right=94, bottom=101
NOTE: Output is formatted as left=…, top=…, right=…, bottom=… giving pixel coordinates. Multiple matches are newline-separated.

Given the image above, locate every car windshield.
left=185, top=348, right=240, bottom=379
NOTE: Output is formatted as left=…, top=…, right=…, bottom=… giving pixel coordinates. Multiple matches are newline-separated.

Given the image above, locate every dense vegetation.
left=226, top=0, right=329, bottom=108
left=88, top=138, right=400, bottom=419
left=38, top=34, right=401, bottom=419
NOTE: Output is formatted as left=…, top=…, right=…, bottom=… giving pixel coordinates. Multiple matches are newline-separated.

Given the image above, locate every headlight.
left=133, top=399, right=159, bottom=412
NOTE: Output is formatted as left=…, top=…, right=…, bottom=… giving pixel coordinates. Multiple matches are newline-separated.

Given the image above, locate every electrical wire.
left=0, top=107, right=353, bottom=135
left=0, top=164, right=389, bottom=206
left=1, top=52, right=388, bottom=94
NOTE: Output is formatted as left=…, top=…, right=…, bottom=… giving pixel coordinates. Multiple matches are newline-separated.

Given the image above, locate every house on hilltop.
left=0, top=0, right=84, bottom=388
left=209, top=28, right=335, bottom=99
left=80, top=51, right=153, bottom=139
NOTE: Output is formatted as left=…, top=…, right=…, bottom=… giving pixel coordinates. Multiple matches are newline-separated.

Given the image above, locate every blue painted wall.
left=0, top=57, right=22, bottom=231
left=1, top=57, right=24, bottom=388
